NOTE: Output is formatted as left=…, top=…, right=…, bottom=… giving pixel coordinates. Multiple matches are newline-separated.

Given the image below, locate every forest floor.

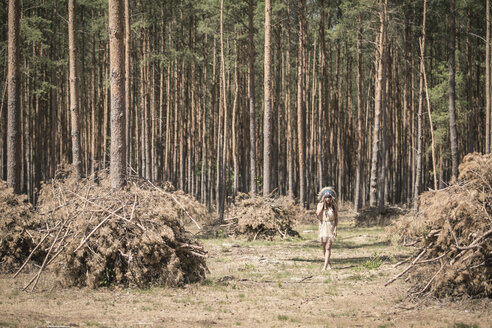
left=0, top=211, right=490, bottom=328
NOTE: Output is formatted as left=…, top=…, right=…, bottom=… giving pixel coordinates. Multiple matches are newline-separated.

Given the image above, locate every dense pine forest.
left=1, top=0, right=491, bottom=216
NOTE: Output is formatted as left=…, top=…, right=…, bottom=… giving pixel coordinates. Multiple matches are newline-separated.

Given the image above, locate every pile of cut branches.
left=3, top=166, right=208, bottom=290
left=0, top=181, right=44, bottom=272
left=221, top=193, right=302, bottom=240
left=388, top=153, right=491, bottom=298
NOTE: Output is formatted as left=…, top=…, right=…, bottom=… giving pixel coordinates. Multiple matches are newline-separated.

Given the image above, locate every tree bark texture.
left=297, top=0, right=306, bottom=207
left=263, top=0, right=273, bottom=196
left=68, top=0, right=83, bottom=180
left=109, top=0, right=126, bottom=189
left=448, top=0, right=458, bottom=179
left=7, top=0, right=21, bottom=193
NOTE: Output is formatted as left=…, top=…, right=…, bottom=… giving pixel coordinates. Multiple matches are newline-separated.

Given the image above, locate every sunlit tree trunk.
left=125, top=0, right=131, bottom=171
left=109, top=0, right=126, bottom=189
left=248, top=0, right=257, bottom=194
left=263, top=0, right=273, bottom=196
left=297, top=0, right=306, bottom=207
left=68, top=0, right=83, bottom=180
left=370, top=0, right=385, bottom=208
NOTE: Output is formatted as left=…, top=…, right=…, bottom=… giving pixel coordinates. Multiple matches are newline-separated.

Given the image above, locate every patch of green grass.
left=452, top=323, right=479, bottom=328
left=85, top=321, right=104, bottom=327
left=238, top=293, right=245, bottom=299
left=278, top=315, right=289, bottom=321
left=140, top=305, right=153, bottom=311
left=242, top=263, right=256, bottom=271
left=362, top=253, right=383, bottom=270
left=201, top=278, right=214, bottom=286
left=345, top=274, right=363, bottom=281
left=0, top=322, right=16, bottom=327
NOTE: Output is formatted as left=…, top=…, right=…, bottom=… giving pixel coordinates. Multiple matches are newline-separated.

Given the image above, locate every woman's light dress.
left=318, top=207, right=336, bottom=243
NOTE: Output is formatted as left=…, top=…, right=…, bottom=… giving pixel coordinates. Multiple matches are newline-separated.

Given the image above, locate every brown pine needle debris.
left=1, top=165, right=210, bottom=290
left=388, top=153, right=492, bottom=298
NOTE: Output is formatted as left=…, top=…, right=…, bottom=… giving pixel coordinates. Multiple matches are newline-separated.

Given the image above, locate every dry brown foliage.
left=218, top=193, right=305, bottom=240
left=0, top=181, right=44, bottom=272
left=1, top=165, right=210, bottom=290
left=389, top=153, right=491, bottom=298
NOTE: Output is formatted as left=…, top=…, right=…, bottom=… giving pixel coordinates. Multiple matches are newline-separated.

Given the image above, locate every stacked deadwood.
left=388, top=153, right=491, bottom=298
left=4, top=166, right=209, bottom=290
left=0, top=181, right=44, bottom=272
left=220, top=193, right=303, bottom=240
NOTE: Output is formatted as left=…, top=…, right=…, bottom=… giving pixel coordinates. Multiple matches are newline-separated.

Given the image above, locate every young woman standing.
left=316, top=187, right=338, bottom=271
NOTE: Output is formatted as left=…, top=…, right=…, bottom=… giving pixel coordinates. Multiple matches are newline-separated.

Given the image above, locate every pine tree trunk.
left=369, top=1, right=385, bottom=208
left=109, top=0, right=126, bottom=189
left=125, top=0, right=131, bottom=172
left=354, top=15, right=363, bottom=212
left=232, top=34, right=239, bottom=197
left=486, top=0, right=491, bottom=153
left=378, top=13, right=387, bottom=213
left=420, top=0, right=437, bottom=191
left=248, top=0, right=257, bottom=194
left=466, top=9, right=473, bottom=154
left=68, top=0, right=83, bottom=180
left=448, top=0, right=458, bottom=179
left=297, top=0, right=306, bottom=207
left=263, top=0, right=273, bottom=196
left=285, top=0, right=294, bottom=199
left=217, top=0, right=226, bottom=220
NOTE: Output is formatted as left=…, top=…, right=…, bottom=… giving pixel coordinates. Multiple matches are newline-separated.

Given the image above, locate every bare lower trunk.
left=125, top=0, right=131, bottom=172
left=248, top=0, right=257, bottom=194
left=369, top=1, right=385, bottom=208
left=354, top=16, right=363, bottom=212
left=7, top=0, right=21, bottom=193
left=263, top=0, right=273, bottom=196
left=486, top=0, right=491, bottom=154
left=448, top=0, right=458, bottom=179
left=69, top=0, right=82, bottom=180
left=297, top=0, right=306, bottom=207
left=109, top=0, right=126, bottom=189
left=232, top=35, right=239, bottom=197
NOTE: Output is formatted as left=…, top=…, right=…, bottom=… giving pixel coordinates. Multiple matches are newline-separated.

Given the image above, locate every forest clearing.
left=0, top=152, right=491, bottom=327
left=1, top=0, right=492, bottom=326
left=1, top=219, right=490, bottom=327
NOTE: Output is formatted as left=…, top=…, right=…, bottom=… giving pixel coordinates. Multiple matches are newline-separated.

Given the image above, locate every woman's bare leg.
left=321, top=241, right=327, bottom=271
left=322, top=241, right=332, bottom=270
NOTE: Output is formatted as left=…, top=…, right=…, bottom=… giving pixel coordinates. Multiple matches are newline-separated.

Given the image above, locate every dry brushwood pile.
left=2, top=166, right=209, bottom=290
left=355, top=206, right=408, bottom=227
left=221, top=193, right=303, bottom=240
left=388, top=153, right=491, bottom=298
left=0, top=181, right=44, bottom=272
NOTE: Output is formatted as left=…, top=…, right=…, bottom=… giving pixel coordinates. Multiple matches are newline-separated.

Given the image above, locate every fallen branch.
left=385, top=246, right=429, bottom=287
left=24, top=221, right=65, bottom=291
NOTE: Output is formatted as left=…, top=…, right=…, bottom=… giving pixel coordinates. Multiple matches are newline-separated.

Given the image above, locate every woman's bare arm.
left=316, top=202, right=324, bottom=219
